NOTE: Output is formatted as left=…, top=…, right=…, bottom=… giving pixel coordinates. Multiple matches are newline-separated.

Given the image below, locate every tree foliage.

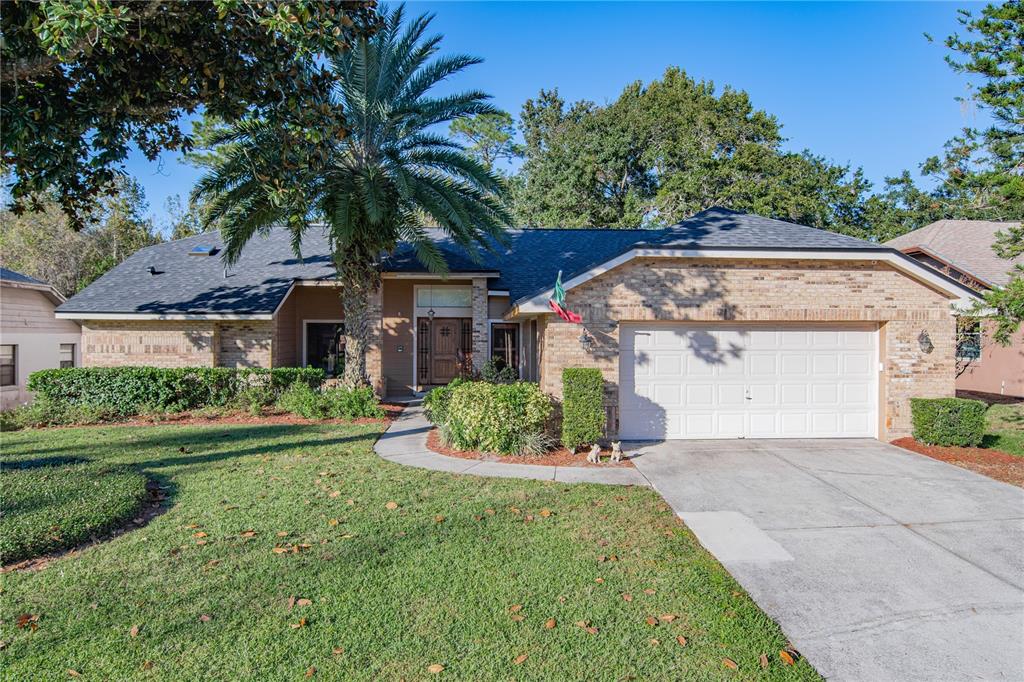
left=1, top=0, right=380, bottom=224
left=512, top=69, right=875, bottom=234
left=194, top=5, right=511, bottom=387
left=449, top=112, right=523, bottom=171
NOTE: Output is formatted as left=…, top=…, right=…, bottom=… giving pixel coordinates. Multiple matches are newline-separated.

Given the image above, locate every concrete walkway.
left=629, top=438, right=1024, bottom=682
left=374, top=403, right=650, bottom=486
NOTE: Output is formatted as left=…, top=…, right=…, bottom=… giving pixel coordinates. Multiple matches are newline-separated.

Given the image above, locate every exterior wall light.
left=579, top=329, right=595, bottom=352
left=918, top=329, right=934, bottom=354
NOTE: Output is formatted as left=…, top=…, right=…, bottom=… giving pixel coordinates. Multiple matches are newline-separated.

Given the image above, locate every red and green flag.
left=549, top=270, right=583, bottom=323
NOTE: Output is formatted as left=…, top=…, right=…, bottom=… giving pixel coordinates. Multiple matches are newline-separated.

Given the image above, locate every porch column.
left=366, top=285, right=385, bottom=395
left=471, top=277, right=489, bottom=372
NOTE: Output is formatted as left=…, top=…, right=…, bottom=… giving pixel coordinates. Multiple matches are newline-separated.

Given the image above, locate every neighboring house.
left=885, top=220, right=1024, bottom=399
left=0, top=268, right=82, bottom=410
left=56, top=207, right=980, bottom=441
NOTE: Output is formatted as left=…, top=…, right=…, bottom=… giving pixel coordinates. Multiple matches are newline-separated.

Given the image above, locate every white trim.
left=512, top=248, right=985, bottom=314
left=294, top=279, right=340, bottom=287
left=301, top=319, right=344, bottom=368
left=382, top=272, right=497, bottom=280
left=271, top=283, right=298, bottom=316
left=1, top=279, right=66, bottom=304
left=488, top=290, right=511, bottom=297
left=55, top=312, right=273, bottom=320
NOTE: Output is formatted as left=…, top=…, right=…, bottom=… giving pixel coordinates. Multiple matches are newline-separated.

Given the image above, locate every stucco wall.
left=537, top=257, right=957, bottom=441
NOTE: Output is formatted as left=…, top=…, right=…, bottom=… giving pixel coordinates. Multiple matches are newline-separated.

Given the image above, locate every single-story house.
left=1, top=267, right=82, bottom=410
left=56, top=208, right=981, bottom=441
left=885, top=219, right=1023, bottom=399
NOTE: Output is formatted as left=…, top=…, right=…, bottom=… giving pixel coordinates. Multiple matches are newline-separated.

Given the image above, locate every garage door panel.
left=619, top=324, right=877, bottom=440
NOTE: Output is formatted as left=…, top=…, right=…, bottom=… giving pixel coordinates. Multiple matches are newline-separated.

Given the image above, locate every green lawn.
left=985, top=403, right=1024, bottom=456
left=0, top=421, right=818, bottom=681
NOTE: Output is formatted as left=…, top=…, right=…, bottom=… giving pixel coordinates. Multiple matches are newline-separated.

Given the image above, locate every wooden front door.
left=430, top=318, right=461, bottom=384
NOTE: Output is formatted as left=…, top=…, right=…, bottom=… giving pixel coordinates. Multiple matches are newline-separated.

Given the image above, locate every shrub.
left=0, top=460, right=147, bottom=563
left=911, top=397, right=987, bottom=447
left=444, top=381, right=552, bottom=455
left=276, top=383, right=384, bottom=420
left=423, top=377, right=466, bottom=425
left=0, top=396, right=120, bottom=430
left=481, top=357, right=518, bottom=384
left=27, top=366, right=324, bottom=417
left=561, top=368, right=605, bottom=451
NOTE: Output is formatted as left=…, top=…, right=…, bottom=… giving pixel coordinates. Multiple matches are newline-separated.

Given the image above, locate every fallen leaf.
left=328, top=519, right=339, bottom=527
left=346, top=499, right=355, bottom=505
left=597, top=555, right=607, bottom=563
left=513, top=653, right=528, bottom=665
left=129, top=624, right=140, bottom=638
left=385, top=501, right=399, bottom=510
left=509, top=604, right=523, bottom=613
left=676, top=635, right=688, bottom=647
left=240, top=530, right=256, bottom=537
left=645, top=616, right=658, bottom=626
left=67, top=670, right=81, bottom=678
left=185, top=524, right=200, bottom=529
left=575, top=620, right=589, bottom=628
left=649, top=638, right=660, bottom=646
left=585, top=626, right=598, bottom=635
left=484, top=508, right=495, bottom=515
left=723, top=658, right=738, bottom=670
left=509, top=506, right=521, bottom=515
left=329, top=491, right=340, bottom=498
left=305, top=666, right=316, bottom=677
left=195, top=540, right=208, bottom=546
left=427, top=663, right=444, bottom=673
left=288, top=596, right=296, bottom=610
left=277, top=531, right=289, bottom=537
left=544, top=618, right=556, bottom=629
left=296, top=598, right=312, bottom=607
left=141, top=660, right=154, bottom=670
left=510, top=614, right=525, bottom=622
left=622, top=593, right=633, bottom=602
left=779, top=650, right=795, bottom=666
left=594, top=577, right=604, bottom=584
left=643, top=588, right=656, bottom=595
left=434, top=515, right=445, bottom=523
left=290, top=618, right=307, bottom=629
left=272, top=547, right=288, bottom=554
left=199, top=614, right=211, bottom=622
left=206, top=559, right=220, bottom=568
left=332, top=647, right=344, bottom=655
left=16, top=613, right=39, bottom=630
left=759, top=653, right=769, bottom=669
left=539, top=509, right=552, bottom=517
left=659, top=614, right=676, bottom=622
left=193, top=531, right=208, bottom=538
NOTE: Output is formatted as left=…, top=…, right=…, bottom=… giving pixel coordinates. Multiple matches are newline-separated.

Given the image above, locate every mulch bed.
left=891, top=437, right=1024, bottom=489
left=43, top=403, right=406, bottom=431
left=426, top=428, right=634, bottom=468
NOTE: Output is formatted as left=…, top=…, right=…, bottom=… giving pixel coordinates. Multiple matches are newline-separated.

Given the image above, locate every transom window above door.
left=416, top=286, right=472, bottom=308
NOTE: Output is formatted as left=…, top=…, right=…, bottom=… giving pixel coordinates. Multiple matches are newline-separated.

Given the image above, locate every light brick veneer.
left=471, top=277, right=489, bottom=371
left=218, top=321, right=273, bottom=368
left=538, top=258, right=956, bottom=441
left=82, top=319, right=275, bottom=369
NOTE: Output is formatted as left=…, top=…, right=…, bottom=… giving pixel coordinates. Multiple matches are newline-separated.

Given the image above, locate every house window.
left=416, top=286, right=472, bottom=308
left=60, top=343, right=76, bottom=369
left=0, top=345, right=15, bottom=387
left=306, top=323, right=345, bottom=377
left=956, top=320, right=982, bottom=361
left=491, top=323, right=519, bottom=371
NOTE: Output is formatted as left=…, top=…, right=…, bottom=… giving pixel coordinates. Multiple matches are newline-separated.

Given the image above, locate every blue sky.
left=127, top=1, right=987, bottom=231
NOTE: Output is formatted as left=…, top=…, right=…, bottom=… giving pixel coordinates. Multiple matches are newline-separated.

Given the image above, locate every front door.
left=430, top=318, right=461, bottom=384
left=306, top=322, right=345, bottom=377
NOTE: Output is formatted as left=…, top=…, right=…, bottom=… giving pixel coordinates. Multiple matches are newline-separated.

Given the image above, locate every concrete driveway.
left=629, top=438, right=1024, bottom=682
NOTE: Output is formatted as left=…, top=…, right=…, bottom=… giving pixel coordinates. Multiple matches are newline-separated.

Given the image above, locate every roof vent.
left=189, top=245, right=219, bottom=256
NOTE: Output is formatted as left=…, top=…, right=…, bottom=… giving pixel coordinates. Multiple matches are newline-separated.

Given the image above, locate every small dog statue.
left=586, top=443, right=601, bottom=464
left=610, top=441, right=622, bottom=463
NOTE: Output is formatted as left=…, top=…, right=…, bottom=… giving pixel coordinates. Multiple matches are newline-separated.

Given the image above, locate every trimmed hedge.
left=911, top=397, right=987, bottom=447
left=422, top=377, right=466, bottom=426
left=275, top=382, right=384, bottom=420
left=27, top=367, right=324, bottom=416
left=561, top=368, right=605, bottom=452
left=428, top=380, right=552, bottom=455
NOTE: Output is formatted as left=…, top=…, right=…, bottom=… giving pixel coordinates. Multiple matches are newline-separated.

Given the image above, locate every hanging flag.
left=549, top=270, right=583, bottom=323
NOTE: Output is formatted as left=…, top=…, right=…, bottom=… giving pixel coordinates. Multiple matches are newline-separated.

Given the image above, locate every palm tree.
left=194, top=4, right=511, bottom=388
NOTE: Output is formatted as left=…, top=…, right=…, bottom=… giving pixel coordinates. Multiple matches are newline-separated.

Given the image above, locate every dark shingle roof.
left=0, top=267, right=48, bottom=286
left=58, top=208, right=889, bottom=315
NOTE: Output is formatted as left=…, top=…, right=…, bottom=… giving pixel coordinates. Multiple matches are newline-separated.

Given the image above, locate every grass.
left=0, top=421, right=819, bottom=681
left=0, top=458, right=148, bottom=564
left=984, top=403, right=1024, bottom=456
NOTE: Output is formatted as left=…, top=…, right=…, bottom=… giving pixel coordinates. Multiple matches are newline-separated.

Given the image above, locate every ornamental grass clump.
left=436, top=381, right=552, bottom=456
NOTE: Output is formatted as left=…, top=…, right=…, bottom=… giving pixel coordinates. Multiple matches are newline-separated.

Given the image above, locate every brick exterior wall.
left=218, top=320, right=273, bottom=368
left=537, top=258, right=956, bottom=441
left=366, top=285, right=385, bottom=395
left=471, top=278, right=489, bottom=371
left=82, top=320, right=218, bottom=367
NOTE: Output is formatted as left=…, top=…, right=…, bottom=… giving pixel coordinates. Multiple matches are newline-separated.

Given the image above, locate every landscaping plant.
left=911, top=397, right=988, bottom=447
left=561, top=368, right=606, bottom=452
left=443, top=381, right=553, bottom=455
left=275, top=383, right=384, bottom=420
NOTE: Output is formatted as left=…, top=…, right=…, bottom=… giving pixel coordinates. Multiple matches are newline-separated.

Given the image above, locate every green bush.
left=561, top=368, right=606, bottom=451
left=0, top=396, right=120, bottom=430
left=27, top=366, right=324, bottom=417
left=423, top=377, right=466, bottom=425
left=480, top=357, right=518, bottom=384
left=0, top=460, right=148, bottom=563
left=276, top=382, right=384, bottom=420
left=911, top=397, right=987, bottom=447
left=443, top=381, right=552, bottom=455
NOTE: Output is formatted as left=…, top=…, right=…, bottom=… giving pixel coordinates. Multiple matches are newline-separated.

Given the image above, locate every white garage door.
left=619, top=324, right=878, bottom=440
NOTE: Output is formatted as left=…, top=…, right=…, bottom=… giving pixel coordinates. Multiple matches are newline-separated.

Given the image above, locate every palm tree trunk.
left=336, top=253, right=380, bottom=390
